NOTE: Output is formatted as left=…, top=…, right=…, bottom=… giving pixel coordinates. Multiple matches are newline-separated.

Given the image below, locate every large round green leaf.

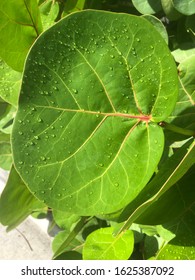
left=12, top=11, right=178, bottom=215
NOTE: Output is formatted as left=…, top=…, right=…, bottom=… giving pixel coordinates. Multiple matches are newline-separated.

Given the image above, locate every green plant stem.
left=159, top=122, right=195, bottom=137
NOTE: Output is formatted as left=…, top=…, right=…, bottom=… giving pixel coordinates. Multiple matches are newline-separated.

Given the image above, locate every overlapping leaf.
left=156, top=167, right=195, bottom=260
left=83, top=227, right=134, bottom=260
left=0, top=166, right=46, bottom=230
left=39, top=0, right=59, bottom=31
left=0, top=131, right=12, bottom=170
left=12, top=11, right=178, bottom=216
left=166, top=55, right=195, bottom=141
left=0, top=60, right=21, bottom=107
left=0, top=0, right=42, bottom=71
left=132, top=0, right=162, bottom=15
left=117, top=138, right=195, bottom=230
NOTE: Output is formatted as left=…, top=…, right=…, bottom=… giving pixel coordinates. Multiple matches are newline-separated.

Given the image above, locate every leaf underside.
left=12, top=10, right=178, bottom=215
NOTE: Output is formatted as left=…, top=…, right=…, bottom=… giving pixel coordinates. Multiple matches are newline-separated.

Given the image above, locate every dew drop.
left=99, top=163, right=104, bottom=167
left=41, top=156, right=46, bottom=161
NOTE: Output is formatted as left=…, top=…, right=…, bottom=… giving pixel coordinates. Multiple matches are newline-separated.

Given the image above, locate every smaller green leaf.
left=53, top=209, right=80, bottom=230
left=0, top=101, right=16, bottom=134
left=178, top=56, right=195, bottom=105
left=63, top=0, right=86, bottom=16
left=166, top=55, right=195, bottom=141
left=52, top=216, right=89, bottom=259
left=132, top=0, right=162, bottom=15
left=83, top=227, right=134, bottom=260
left=0, top=133, right=12, bottom=170
left=39, top=0, right=59, bottom=31
left=52, top=229, right=83, bottom=259
left=172, top=42, right=195, bottom=63
left=143, top=15, right=168, bottom=44
left=173, top=0, right=195, bottom=16
left=0, top=166, right=46, bottom=231
left=161, top=0, right=183, bottom=21
left=0, top=60, right=21, bottom=107
left=0, top=0, right=43, bottom=71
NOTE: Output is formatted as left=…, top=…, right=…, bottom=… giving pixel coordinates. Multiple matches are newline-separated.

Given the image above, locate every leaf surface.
left=173, top=0, right=195, bottom=16
left=39, top=0, right=59, bottom=31
left=118, top=139, right=195, bottom=230
left=12, top=10, right=178, bottom=215
left=142, top=15, right=168, bottom=44
left=0, top=0, right=42, bottom=71
left=166, top=56, right=195, bottom=141
left=156, top=167, right=195, bottom=260
left=0, top=166, right=46, bottom=230
left=52, top=230, right=83, bottom=259
left=83, top=227, right=134, bottom=260
left=0, top=60, right=21, bottom=107
left=132, top=0, right=162, bottom=14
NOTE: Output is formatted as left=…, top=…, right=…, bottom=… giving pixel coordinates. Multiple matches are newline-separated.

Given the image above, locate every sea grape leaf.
left=53, top=209, right=80, bottom=230
left=142, top=15, right=168, bottom=44
left=0, top=100, right=16, bottom=134
left=12, top=10, right=178, bottom=216
left=0, top=166, right=46, bottom=231
left=83, top=227, right=134, bottom=260
left=135, top=165, right=195, bottom=226
left=172, top=0, right=195, bottom=16
left=0, top=0, right=43, bottom=72
left=0, top=131, right=12, bottom=170
left=161, top=0, right=183, bottom=21
left=166, top=56, right=195, bottom=141
left=39, top=0, right=59, bottom=31
left=156, top=168, right=195, bottom=260
left=0, top=60, right=21, bottom=107
left=63, top=0, right=86, bottom=16
left=132, top=0, right=162, bottom=15
left=53, top=216, right=89, bottom=259
left=0, top=142, right=12, bottom=170
left=52, top=229, right=83, bottom=259
left=172, top=42, right=195, bottom=63
left=117, top=138, right=195, bottom=231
